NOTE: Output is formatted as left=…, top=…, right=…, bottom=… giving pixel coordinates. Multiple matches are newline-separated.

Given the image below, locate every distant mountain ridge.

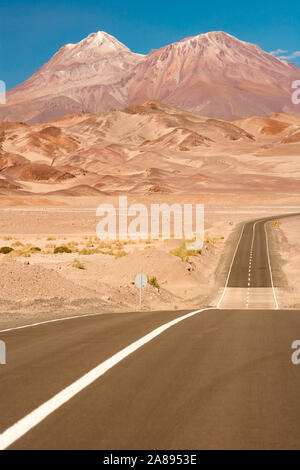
left=1, top=30, right=299, bottom=123
left=0, top=102, right=300, bottom=196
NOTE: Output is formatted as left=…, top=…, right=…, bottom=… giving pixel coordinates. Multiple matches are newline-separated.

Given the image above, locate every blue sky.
left=1, top=0, right=299, bottom=90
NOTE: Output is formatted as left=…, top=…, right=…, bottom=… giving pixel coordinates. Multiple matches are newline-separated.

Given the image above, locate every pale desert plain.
left=0, top=102, right=300, bottom=329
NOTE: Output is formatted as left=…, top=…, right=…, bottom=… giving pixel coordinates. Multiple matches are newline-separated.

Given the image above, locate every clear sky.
left=1, top=0, right=299, bottom=90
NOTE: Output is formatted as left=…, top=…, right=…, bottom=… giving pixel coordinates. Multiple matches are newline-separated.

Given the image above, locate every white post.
left=0, top=340, right=6, bottom=365
left=139, top=279, right=142, bottom=311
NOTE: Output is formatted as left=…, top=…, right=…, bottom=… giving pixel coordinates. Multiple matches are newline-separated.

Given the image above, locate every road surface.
left=1, top=214, right=300, bottom=449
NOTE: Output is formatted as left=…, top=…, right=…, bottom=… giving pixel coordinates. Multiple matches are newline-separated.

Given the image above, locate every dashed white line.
left=0, top=216, right=283, bottom=448
left=217, top=224, right=245, bottom=309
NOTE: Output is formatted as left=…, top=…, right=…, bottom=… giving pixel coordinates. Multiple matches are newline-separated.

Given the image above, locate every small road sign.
left=135, top=273, right=147, bottom=310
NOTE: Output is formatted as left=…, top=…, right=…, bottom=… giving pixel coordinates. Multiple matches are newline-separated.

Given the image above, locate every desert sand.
left=0, top=202, right=298, bottom=329
left=0, top=101, right=300, bottom=328
left=0, top=103, right=300, bottom=200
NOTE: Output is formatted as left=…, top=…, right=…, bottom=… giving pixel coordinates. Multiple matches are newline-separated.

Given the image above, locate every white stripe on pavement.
left=0, top=306, right=213, bottom=450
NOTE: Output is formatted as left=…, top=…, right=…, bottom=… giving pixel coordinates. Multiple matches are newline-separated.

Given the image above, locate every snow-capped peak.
left=77, top=31, right=131, bottom=54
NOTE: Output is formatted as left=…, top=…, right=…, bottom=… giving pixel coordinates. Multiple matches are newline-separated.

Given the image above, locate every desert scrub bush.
left=170, top=243, right=201, bottom=262
left=45, top=243, right=56, bottom=249
left=67, top=241, right=79, bottom=247
left=6, top=249, right=30, bottom=258
left=54, top=245, right=72, bottom=254
left=0, top=246, right=14, bottom=254
left=47, top=237, right=56, bottom=241
left=29, top=246, right=41, bottom=253
left=72, top=259, right=85, bottom=270
left=96, top=241, right=109, bottom=249
left=2, top=236, right=12, bottom=241
left=113, top=241, right=124, bottom=250
left=79, top=247, right=106, bottom=255
left=148, top=276, right=160, bottom=290
left=65, top=243, right=79, bottom=253
left=113, top=240, right=129, bottom=249
left=206, top=235, right=223, bottom=245
left=114, top=250, right=127, bottom=259
left=11, top=241, right=24, bottom=248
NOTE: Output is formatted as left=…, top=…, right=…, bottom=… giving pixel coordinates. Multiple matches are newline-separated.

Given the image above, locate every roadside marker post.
left=0, top=340, right=6, bottom=365
left=135, top=273, right=147, bottom=311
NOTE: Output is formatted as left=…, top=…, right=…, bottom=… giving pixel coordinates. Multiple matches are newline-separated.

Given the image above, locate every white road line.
left=250, top=220, right=259, bottom=254
left=264, top=222, right=279, bottom=310
left=217, top=224, right=245, bottom=309
left=0, top=215, right=284, bottom=448
left=0, top=306, right=213, bottom=450
left=0, top=312, right=106, bottom=334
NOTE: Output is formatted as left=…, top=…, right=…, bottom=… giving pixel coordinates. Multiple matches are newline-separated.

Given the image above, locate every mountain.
left=126, top=31, right=300, bottom=120
left=1, top=101, right=300, bottom=196
left=2, top=32, right=144, bottom=123
left=0, top=31, right=299, bottom=123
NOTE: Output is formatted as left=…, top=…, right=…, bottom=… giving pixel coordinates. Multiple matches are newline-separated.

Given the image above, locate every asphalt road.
left=1, top=214, right=300, bottom=449
left=226, top=213, right=296, bottom=289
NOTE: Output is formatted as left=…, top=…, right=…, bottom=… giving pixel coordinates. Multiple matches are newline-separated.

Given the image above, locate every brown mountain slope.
left=0, top=31, right=299, bottom=124
left=0, top=102, right=299, bottom=196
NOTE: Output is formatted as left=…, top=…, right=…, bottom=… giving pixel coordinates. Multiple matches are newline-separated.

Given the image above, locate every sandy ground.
left=0, top=226, right=226, bottom=328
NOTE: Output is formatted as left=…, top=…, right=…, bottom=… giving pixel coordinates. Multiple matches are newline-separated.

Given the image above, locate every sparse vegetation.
left=114, top=250, right=127, bottom=259
left=170, top=243, right=201, bottom=262
left=11, top=241, right=24, bottom=247
left=45, top=243, right=56, bottom=249
left=54, top=245, right=72, bottom=254
left=66, top=241, right=79, bottom=247
left=29, top=246, right=41, bottom=253
left=148, top=276, right=160, bottom=290
left=205, top=235, right=223, bottom=245
left=0, top=246, right=14, bottom=254
left=79, top=247, right=101, bottom=255
left=72, top=259, right=85, bottom=270
left=2, top=244, right=42, bottom=258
